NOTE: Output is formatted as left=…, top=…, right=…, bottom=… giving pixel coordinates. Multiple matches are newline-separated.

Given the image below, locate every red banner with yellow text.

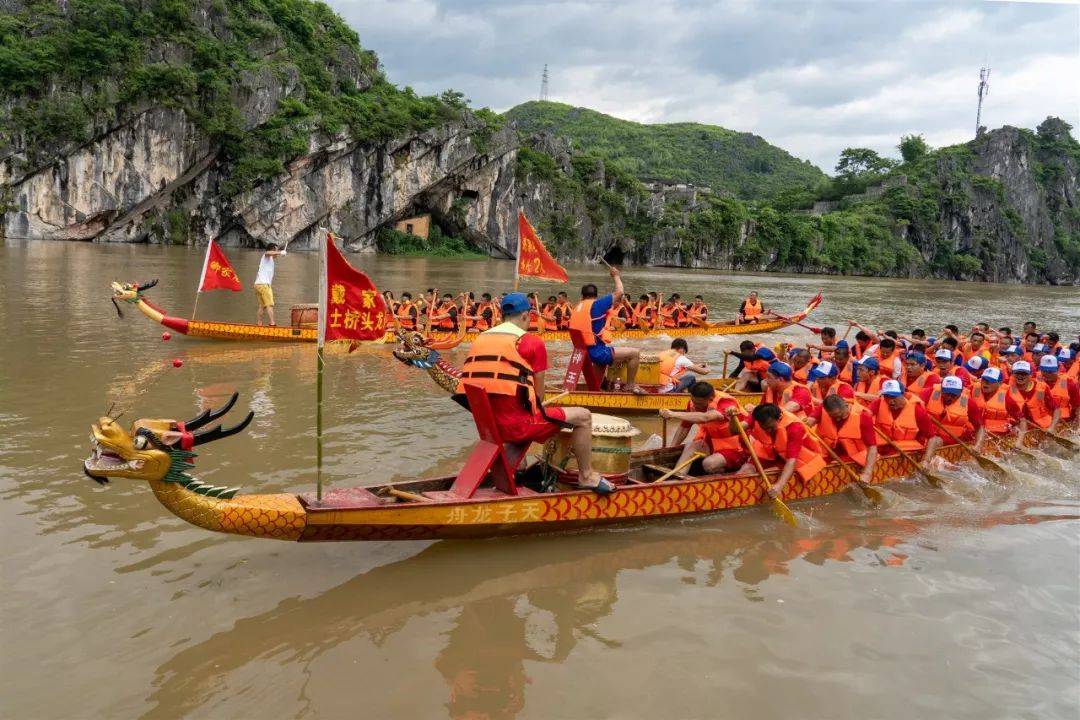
left=322, top=234, right=389, bottom=345
left=198, top=240, right=243, bottom=292
left=517, top=211, right=568, bottom=282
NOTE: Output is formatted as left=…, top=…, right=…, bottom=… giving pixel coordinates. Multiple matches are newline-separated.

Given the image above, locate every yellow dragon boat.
left=82, top=394, right=1063, bottom=542
left=392, top=330, right=754, bottom=412
left=110, top=280, right=821, bottom=346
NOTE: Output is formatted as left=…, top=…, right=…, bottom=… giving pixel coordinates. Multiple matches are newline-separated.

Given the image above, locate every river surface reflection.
left=1, top=241, right=1077, bottom=719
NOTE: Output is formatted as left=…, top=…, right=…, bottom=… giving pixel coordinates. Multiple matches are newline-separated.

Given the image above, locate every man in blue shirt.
left=569, top=264, right=645, bottom=393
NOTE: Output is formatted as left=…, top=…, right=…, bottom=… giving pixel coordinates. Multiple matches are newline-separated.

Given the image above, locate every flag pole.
left=193, top=240, right=213, bottom=320
left=513, top=211, right=522, bottom=292
left=315, top=232, right=328, bottom=502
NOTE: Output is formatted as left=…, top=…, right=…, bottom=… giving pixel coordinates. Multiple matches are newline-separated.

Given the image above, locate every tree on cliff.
left=898, top=134, right=930, bottom=164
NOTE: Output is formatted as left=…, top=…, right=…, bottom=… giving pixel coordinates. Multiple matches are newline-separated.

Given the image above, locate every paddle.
left=1030, top=426, right=1079, bottom=452
left=798, top=420, right=884, bottom=505
left=872, top=427, right=947, bottom=488
left=926, top=415, right=1013, bottom=482
left=985, top=430, right=1037, bottom=462
left=651, top=452, right=705, bottom=483
left=733, top=419, right=798, bottom=527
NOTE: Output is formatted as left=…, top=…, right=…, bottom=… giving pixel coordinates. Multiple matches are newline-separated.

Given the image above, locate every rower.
left=970, top=368, right=1023, bottom=450
left=932, top=348, right=970, bottom=385
left=869, top=379, right=937, bottom=463
left=808, top=326, right=838, bottom=360
left=875, top=337, right=903, bottom=379
left=808, top=361, right=855, bottom=405
left=687, top=295, right=709, bottom=325
left=395, top=292, right=419, bottom=331
left=1058, top=349, right=1077, bottom=380
left=853, top=357, right=884, bottom=402
left=471, top=293, right=497, bottom=331
left=903, top=352, right=939, bottom=395
left=660, top=381, right=748, bottom=476
left=807, top=394, right=879, bottom=485
left=553, top=292, right=571, bottom=329
left=1030, top=343, right=1049, bottom=370
left=737, top=291, right=765, bottom=325
left=659, top=339, right=710, bottom=394
left=922, top=376, right=981, bottom=462
left=568, top=265, right=645, bottom=394
left=790, top=348, right=816, bottom=385
left=430, top=293, right=459, bottom=332
left=631, top=294, right=652, bottom=329
left=852, top=330, right=873, bottom=360
left=734, top=345, right=774, bottom=392
left=758, top=361, right=813, bottom=417
left=453, top=292, right=614, bottom=495
left=833, top=340, right=856, bottom=384
left=739, top=403, right=827, bottom=499
left=1039, top=355, right=1077, bottom=426
left=1009, top=360, right=1058, bottom=434
left=659, top=294, right=682, bottom=328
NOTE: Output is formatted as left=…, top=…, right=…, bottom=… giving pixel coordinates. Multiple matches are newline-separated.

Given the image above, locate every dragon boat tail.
left=82, top=396, right=1064, bottom=542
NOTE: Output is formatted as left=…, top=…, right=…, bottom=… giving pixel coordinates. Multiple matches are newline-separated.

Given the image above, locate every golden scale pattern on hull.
left=295, top=445, right=968, bottom=541
left=149, top=479, right=307, bottom=539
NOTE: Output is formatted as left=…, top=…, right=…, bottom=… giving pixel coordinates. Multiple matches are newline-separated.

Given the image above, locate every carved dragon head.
left=392, top=330, right=436, bottom=366
left=110, top=279, right=158, bottom=316
left=84, top=393, right=252, bottom=498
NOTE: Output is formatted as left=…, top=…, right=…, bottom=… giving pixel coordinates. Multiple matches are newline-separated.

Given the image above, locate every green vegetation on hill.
left=0, top=0, right=472, bottom=196
left=506, top=100, right=827, bottom=200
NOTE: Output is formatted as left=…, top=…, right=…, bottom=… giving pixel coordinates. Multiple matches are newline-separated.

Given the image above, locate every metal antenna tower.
left=540, top=64, right=549, bottom=101
left=975, top=66, right=990, bottom=136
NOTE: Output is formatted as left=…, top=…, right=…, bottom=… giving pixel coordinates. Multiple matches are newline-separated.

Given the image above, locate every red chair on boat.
left=566, top=329, right=604, bottom=392
left=448, top=383, right=528, bottom=499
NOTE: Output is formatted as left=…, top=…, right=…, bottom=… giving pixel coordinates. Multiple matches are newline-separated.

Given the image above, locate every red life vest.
left=816, top=403, right=870, bottom=466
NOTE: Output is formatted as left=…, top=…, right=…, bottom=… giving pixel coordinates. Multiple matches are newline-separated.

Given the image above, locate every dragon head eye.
left=134, top=434, right=148, bottom=450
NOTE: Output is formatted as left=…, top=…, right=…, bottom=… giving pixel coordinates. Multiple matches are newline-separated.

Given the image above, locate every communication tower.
left=540, top=64, right=549, bottom=101
left=975, top=66, right=990, bottom=136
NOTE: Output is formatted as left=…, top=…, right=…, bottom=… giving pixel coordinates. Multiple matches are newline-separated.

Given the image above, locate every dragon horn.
left=183, top=392, right=239, bottom=430
left=111, top=297, right=124, bottom=318
left=137, top=279, right=159, bottom=292
left=191, top=411, right=254, bottom=446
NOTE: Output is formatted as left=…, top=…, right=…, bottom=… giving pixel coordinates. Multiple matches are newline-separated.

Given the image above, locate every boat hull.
left=544, top=385, right=759, bottom=412
left=295, top=445, right=968, bottom=541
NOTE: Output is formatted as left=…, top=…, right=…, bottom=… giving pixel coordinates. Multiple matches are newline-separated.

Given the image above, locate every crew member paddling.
left=807, top=395, right=879, bottom=485
left=394, top=292, right=419, bottom=331
left=1038, top=355, right=1077, bottom=425
left=660, top=382, right=748, bottom=476
left=738, top=291, right=765, bottom=325
left=853, top=357, right=884, bottom=401
left=970, top=368, right=1023, bottom=449
left=903, top=352, right=939, bottom=395
left=807, top=361, right=855, bottom=405
left=922, top=375, right=982, bottom=444
left=757, top=361, right=813, bottom=417
left=738, top=403, right=827, bottom=499
left=1009, top=360, right=1058, bottom=434
left=568, top=264, right=645, bottom=394
left=453, top=293, right=615, bottom=495
left=868, top=379, right=937, bottom=464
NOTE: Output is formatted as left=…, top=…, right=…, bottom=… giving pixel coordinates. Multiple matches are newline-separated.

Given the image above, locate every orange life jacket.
left=1064, top=361, right=1078, bottom=380
left=793, top=361, right=817, bottom=386
left=694, top=394, right=744, bottom=454
left=1048, top=376, right=1073, bottom=421
left=1009, top=379, right=1052, bottom=429
left=972, top=387, right=1012, bottom=434
left=569, top=298, right=613, bottom=347
left=473, top=301, right=495, bottom=331
left=553, top=302, right=571, bottom=329
left=837, top=360, right=855, bottom=384
left=750, top=412, right=827, bottom=482
left=687, top=303, right=708, bottom=324
left=658, top=349, right=687, bottom=388
left=395, top=301, right=417, bottom=330
left=764, top=383, right=806, bottom=417
left=857, top=374, right=885, bottom=397
left=810, top=380, right=853, bottom=406
left=660, top=303, right=679, bottom=328
left=432, top=301, right=457, bottom=331
left=875, top=396, right=924, bottom=452
left=904, top=370, right=934, bottom=394
left=743, top=297, right=763, bottom=319
left=454, top=323, right=536, bottom=411
left=925, top=387, right=973, bottom=439
left=816, top=402, right=870, bottom=466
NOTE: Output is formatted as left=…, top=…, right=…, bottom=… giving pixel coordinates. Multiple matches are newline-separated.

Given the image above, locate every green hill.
left=505, top=101, right=826, bottom=200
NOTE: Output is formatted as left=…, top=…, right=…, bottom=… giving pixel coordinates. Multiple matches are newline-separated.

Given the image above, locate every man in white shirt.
left=660, top=338, right=710, bottom=393
left=254, top=243, right=286, bottom=326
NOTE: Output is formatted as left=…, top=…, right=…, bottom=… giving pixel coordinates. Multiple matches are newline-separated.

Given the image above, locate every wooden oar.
left=985, top=430, right=1037, bottom=462
left=926, top=415, right=1013, bottom=482
left=1031, top=426, right=1079, bottom=452
left=798, top=420, right=884, bottom=505
left=873, top=427, right=947, bottom=488
left=651, top=452, right=705, bottom=483
left=733, top=420, right=798, bottom=527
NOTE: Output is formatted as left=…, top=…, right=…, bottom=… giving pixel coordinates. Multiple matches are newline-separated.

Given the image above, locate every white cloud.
left=327, top=0, right=1080, bottom=173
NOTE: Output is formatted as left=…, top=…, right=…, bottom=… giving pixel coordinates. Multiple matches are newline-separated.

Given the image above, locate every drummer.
left=453, top=292, right=615, bottom=495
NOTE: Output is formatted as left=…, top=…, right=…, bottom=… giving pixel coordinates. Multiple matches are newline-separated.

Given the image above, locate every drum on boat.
left=606, top=353, right=661, bottom=387
left=545, top=413, right=640, bottom=479
left=291, top=304, right=319, bottom=328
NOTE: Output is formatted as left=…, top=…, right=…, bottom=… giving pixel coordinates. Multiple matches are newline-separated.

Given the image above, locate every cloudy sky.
left=326, top=0, right=1080, bottom=172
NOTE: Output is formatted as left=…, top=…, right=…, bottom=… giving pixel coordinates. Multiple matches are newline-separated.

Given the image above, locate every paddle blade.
left=975, top=455, right=1013, bottom=482
left=860, top=484, right=885, bottom=507
left=771, top=497, right=798, bottom=527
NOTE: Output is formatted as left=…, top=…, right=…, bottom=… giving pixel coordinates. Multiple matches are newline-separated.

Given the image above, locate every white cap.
left=1012, top=360, right=1032, bottom=373
left=934, top=348, right=953, bottom=360
left=1033, top=343, right=1048, bottom=353
left=981, top=368, right=1003, bottom=383
left=941, top=376, right=964, bottom=394
left=1058, top=349, right=1073, bottom=361
left=1039, top=355, right=1059, bottom=371
left=880, top=379, right=905, bottom=397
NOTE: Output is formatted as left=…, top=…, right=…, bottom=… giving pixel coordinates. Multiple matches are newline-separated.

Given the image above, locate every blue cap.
left=1033, top=343, right=1048, bottom=353
left=859, top=357, right=880, bottom=372
left=755, top=347, right=776, bottom=361
left=1005, top=345, right=1022, bottom=355
left=941, top=376, right=964, bottom=395
left=809, top=361, right=838, bottom=380
left=1039, top=355, right=1059, bottom=371
left=834, top=340, right=850, bottom=350
left=1058, top=349, right=1074, bottom=361
left=906, top=351, right=927, bottom=366
left=500, top=292, right=531, bottom=315
left=965, top=355, right=987, bottom=372
left=981, top=368, right=1003, bottom=383
left=880, top=379, right=905, bottom=397
left=768, top=361, right=792, bottom=380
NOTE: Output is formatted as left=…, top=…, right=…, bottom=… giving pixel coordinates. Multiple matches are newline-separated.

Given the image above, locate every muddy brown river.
left=1, top=240, right=1077, bottom=719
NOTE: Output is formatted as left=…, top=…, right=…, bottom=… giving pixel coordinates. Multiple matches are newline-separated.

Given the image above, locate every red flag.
left=320, top=234, right=389, bottom=345
left=517, top=211, right=568, bottom=282
left=198, top=240, right=242, bottom=292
